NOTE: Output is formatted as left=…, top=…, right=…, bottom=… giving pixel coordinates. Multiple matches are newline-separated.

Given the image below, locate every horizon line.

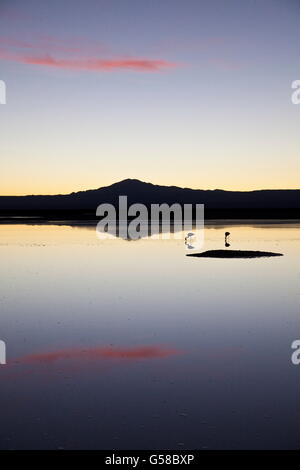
left=1, top=178, right=300, bottom=197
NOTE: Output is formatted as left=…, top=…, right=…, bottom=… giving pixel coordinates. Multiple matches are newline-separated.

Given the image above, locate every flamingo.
left=185, top=232, right=195, bottom=249
left=225, top=231, right=230, bottom=247
left=185, top=232, right=195, bottom=242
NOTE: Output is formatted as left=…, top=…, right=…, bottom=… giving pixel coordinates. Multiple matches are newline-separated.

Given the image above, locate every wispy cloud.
left=14, top=345, right=183, bottom=364
left=0, top=36, right=177, bottom=72
left=8, top=53, right=175, bottom=71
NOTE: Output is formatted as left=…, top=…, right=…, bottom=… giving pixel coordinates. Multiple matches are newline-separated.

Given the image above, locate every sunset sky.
left=0, top=0, right=299, bottom=195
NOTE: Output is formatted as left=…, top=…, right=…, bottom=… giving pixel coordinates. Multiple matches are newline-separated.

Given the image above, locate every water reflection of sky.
left=0, top=223, right=300, bottom=449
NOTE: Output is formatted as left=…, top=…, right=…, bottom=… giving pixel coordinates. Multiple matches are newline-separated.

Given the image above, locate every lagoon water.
left=0, top=222, right=300, bottom=449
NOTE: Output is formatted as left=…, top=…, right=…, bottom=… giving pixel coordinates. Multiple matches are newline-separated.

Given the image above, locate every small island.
left=186, top=249, right=283, bottom=259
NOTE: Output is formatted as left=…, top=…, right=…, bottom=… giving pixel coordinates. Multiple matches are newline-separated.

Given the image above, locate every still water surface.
left=0, top=222, right=299, bottom=449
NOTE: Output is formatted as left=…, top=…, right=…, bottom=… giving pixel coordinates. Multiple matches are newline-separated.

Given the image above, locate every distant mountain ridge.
left=0, top=179, right=299, bottom=218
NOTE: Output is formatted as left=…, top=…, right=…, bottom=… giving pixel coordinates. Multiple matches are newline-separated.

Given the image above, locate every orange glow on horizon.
left=1, top=176, right=299, bottom=196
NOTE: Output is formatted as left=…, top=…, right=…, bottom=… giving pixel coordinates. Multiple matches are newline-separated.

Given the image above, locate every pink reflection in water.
left=17, top=345, right=183, bottom=364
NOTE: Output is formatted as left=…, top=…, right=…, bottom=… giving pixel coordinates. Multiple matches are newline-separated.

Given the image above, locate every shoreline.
left=0, top=217, right=299, bottom=227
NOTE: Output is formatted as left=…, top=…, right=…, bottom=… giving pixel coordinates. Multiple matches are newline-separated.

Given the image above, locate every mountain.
left=0, top=179, right=299, bottom=219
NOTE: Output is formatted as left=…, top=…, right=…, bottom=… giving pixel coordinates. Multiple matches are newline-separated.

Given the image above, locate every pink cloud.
left=0, top=36, right=177, bottom=72
left=21, top=54, right=175, bottom=71
left=14, top=345, right=183, bottom=364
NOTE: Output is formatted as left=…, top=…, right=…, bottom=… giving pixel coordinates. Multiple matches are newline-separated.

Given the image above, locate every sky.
left=0, top=0, right=299, bottom=195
